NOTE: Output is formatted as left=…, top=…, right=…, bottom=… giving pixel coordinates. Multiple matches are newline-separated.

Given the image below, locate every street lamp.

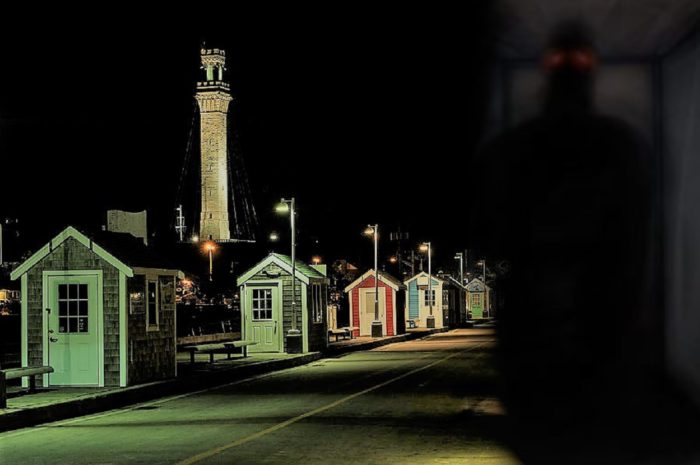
left=477, top=260, right=486, bottom=285
left=420, top=242, right=435, bottom=328
left=364, top=224, right=382, bottom=337
left=312, top=256, right=322, bottom=265
left=269, top=231, right=279, bottom=242
left=276, top=197, right=302, bottom=353
left=202, top=241, right=216, bottom=281
left=454, top=252, right=464, bottom=286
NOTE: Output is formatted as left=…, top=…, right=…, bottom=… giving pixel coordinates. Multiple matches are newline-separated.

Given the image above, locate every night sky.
left=0, top=6, right=495, bottom=271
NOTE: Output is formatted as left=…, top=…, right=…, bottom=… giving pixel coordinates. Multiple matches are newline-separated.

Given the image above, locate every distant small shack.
left=237, top=253, right=329, bottom=354
left=404, top=272, right=445, bottom=328
left=465, top=278, right=491, bottom=319
left=439, top=275, right=468, bottom=327
left=10, top=226, right=182, bottom=388
left=343, top=269, right=404, bottom=337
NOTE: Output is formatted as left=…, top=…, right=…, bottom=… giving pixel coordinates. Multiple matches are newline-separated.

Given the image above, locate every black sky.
left=0, top=5, right=495, bottom=270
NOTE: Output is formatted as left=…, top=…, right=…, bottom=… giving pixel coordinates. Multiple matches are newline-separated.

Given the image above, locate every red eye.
left=543, top=50, right=566, bottom=71
left=570, top=49, right=597, bottom=71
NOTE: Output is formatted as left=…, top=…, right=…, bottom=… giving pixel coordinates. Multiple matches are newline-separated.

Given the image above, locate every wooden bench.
left=328, top=328, right=351, bottom=342
left=184, top=341, right=257, bottom=364
left=0, top=366, right=54, bottom=408
left=342, top=327, right=359, bottom=339
left=223, top=341, right=257, bottom=358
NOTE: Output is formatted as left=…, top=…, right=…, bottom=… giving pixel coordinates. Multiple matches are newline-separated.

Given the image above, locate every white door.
left=47, top=275, right=100, bottom=386
left=247, top=286, right=281, bottom=353
left=361, top=290, right=386, bottom=336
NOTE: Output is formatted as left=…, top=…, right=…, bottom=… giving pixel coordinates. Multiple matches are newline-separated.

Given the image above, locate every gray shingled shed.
left=10, top=226, right=182, bottom=388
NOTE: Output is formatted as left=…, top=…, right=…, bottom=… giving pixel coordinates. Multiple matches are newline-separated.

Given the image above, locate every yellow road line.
left=175, top=345, right=482, bottom=465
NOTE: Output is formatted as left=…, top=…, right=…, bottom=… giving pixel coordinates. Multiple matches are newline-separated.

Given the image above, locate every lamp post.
left=420, top=242, right=434, bottom=328
left=276, top=197, right=302, bottom=353
left=364, top=224, right=382, bottom=337
left=454, top=252, right=464, bottom=286
left=203, top=241, right=216, bottom=281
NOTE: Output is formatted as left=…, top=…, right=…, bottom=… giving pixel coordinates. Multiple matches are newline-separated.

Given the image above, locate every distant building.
left=404, top=272, right=446, bottom=328
left=0, top=289, right=20, bottom=304
left=344, top=269, right=404, bottom=337
left=10, top=226, right=182, bottom=388
left=106, top=210, right=148, bottom=245
left=465, top=278, right=491, bottom=319
left=438, top=274, right=469, bottom=327
left=237, top=253, right=329, bottom=353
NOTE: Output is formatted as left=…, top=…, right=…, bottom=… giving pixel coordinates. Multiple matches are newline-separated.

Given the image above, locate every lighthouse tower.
left=196, top=48, right=233, bottom=241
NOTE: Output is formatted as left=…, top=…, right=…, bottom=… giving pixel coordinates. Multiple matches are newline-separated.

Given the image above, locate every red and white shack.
left=343, top=269, right=404, bottom=337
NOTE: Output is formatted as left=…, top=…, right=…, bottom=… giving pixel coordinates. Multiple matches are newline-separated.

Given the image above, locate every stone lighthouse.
left=196, top=47, right=232, bottom=241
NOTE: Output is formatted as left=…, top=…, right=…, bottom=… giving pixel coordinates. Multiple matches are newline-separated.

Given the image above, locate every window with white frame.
left=146, top=279, right=159, bottom=330
left=472, top=293, right=482, bottom=307
left=57, top=283, right=89, bottom=333
left=311, top=284, right=324, bottom=324
left=252, top=289, right=273, bottom=320
left=424, top=289, right=436, bottom=306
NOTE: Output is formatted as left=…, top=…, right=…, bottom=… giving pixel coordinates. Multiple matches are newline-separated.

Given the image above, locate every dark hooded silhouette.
left=471, top=21, right=662, bottom=461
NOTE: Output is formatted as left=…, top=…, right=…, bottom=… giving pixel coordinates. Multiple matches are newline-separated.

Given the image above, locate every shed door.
left=47, top=275, right=100, bottom=386
left=361, top=290, right=386, bottom=336
left=247, top=286, right=280, bottom=353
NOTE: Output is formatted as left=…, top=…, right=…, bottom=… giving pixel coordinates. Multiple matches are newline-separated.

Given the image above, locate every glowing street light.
left=312, top=256, right=322, bottom=265
left=276, top=197, right=302, bottom=352
left=420, top=241, right=435, bottom=328
left=269, top=231, right=279, bottom=242
left=275, top=202, right=290, bottom=214
left=365, top=224, right=382, bottom=337
left=203, top=241, right=217, bottom=281
left=389, top=256, right=398, bottom=264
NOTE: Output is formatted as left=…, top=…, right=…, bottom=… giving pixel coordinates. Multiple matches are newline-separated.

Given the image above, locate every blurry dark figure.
left=472, top=22, right=664, bottom=462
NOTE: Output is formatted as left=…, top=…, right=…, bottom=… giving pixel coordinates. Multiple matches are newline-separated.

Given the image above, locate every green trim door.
left=247, top=285, right=281, bottom=353
left=47, top=275, right=100, bottom=386
left=470, top=292, right=484, bottom=319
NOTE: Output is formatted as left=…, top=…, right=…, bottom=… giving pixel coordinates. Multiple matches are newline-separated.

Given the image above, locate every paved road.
left=0, top=329, right=519, bottom=465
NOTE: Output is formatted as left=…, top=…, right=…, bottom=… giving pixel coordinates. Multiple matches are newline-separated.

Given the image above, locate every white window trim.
left=423, top=289, right=436, bottom=307
left=252, top=288, right=273, bottom=321
left=312, top=284, right=324, bottom=324
left=146, top=278, right=160, bottom=331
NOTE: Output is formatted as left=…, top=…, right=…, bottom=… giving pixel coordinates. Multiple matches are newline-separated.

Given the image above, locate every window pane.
left=78, top=301, right=88, bottom=316
left=78, top=317, right=88, bottom=333
left=69, top=300, right=78, bottom=316
left=59, top=284, right=67, bottom=300
left=59, top=301, right=68, bottom=316
left=68, top=318, right=77, bottom=333
left=78, top=284, right=88, bottom=300
left=68, top=284, right=77, bottom=299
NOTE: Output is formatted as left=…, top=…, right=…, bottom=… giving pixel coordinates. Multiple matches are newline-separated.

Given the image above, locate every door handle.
left=49, top=337, right=58, bottom=343
left=274, top=321, right=278, bottom=334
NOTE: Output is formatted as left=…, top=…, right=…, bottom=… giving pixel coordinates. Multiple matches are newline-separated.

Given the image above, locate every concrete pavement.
left=0, top=329, right=520, bottom=464
left=0, top=327, right=450, bottom=432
